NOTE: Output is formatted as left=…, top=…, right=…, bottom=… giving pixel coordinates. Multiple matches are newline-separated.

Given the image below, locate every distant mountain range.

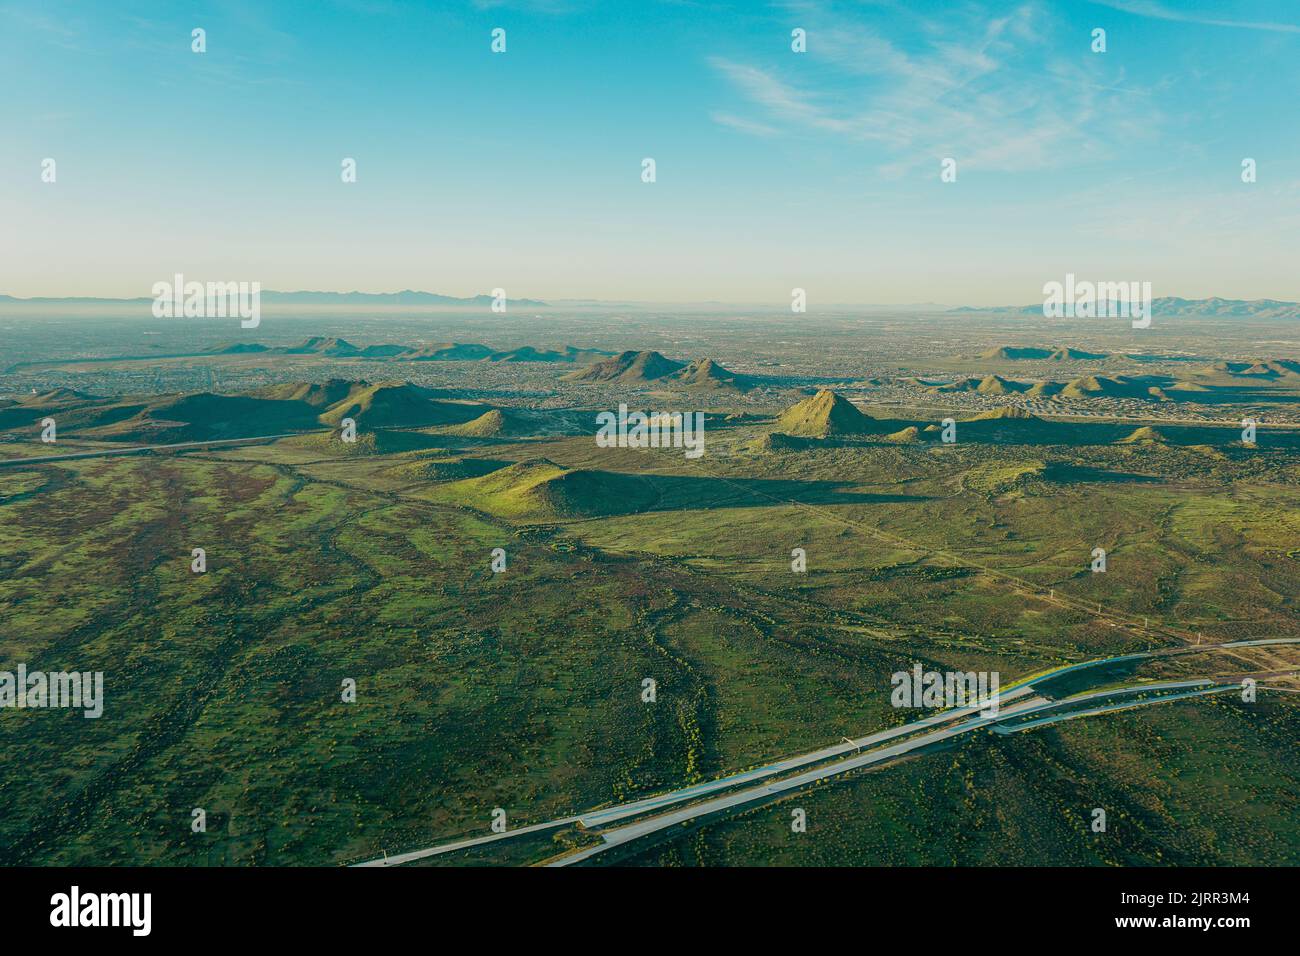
left=2, top=293, right=1295, bottom=316
left=953, top=297, right=1300, bottom=320
left=262, top=290, right=551, bottom=307
left=0, top=290, right=548, bottom=307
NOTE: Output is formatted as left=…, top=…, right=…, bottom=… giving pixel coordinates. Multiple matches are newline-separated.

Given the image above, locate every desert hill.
left=1060, top=375, right=1150, bottom=400
left=431, top=458, right=658, bottom=519
left=256, top=379, right=359, bottom=407
left=931, top=375, right=1034, bottom=395
left=774, top=389, right=876, bottom=438
left=978, top=345, right=1109, bottom=361
left=668, top=358, right=753, bottom=391
left=1117, top=426, right=1166, bottom=444
left=564, top=350, right=686, bottom=384
left=315, top=381, right=487, bottom=428
left=434, top=408, right=539, bottom=437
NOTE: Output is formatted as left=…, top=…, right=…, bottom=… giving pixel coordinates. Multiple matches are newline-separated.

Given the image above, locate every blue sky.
left=2, top=0, right=1298, bottom=304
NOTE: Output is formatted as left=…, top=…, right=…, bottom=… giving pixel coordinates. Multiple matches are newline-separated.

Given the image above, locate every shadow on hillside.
left=627, top=472, right=931, bottom=513
left=859, top=416, right=1300, bottom=449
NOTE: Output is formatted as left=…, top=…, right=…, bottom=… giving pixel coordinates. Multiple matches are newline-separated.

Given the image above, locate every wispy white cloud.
left=708, top=58, right=854, bottom=135
left=711, top=0, right=1163, bottom=174
left=470, top=0, right=590, bottom=12
left=0, top=4, right=92, bottom=52
left=709, top=111, right=780, bottom=137
left=1089, top=0, right=1300, bottom=35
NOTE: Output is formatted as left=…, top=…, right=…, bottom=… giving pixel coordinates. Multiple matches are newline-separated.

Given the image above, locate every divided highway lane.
left=578, top=685, right=1035, bottom=828
left=355, top=817, right=581, bottom=868
left=996, top=684, right=1239, bottom=734
left=990, top=679, right=1223, bottom=733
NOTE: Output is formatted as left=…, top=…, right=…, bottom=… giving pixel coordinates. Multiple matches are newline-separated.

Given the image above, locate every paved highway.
left=353, top=641, right=1299, bottom=868
left=354, top=687, right=1032, bottom=867
left=996, top=684, right=1239, bottom=734
left=579, top=684, right=1033, bottom=829
left=550, top=693, right=1063, bottom=866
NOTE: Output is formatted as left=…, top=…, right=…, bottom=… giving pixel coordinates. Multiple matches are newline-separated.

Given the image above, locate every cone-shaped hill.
left=931, top=375, right=1031, bottom=395
left=974, top=375, right=1029, bottom=394
left=488, top=345, right=610, bottom=363
left=1048, top=346, right=1108, bottom=361
left=930, top=377, right=978, bottom=393
left=316, top=381, right=487, bottom=428
left=749, top=432, right=819, bottom=453
left=284, top=336, right=361, bottom=356
left=401, top=343, right=497, bottom=361
left=668, top=358, right=754, bottom=391
left=980, top=346, right=1053, bottom=360
left=391, top=456, right=511, bottom=482
left=967, top=406, right=1037, bottom=421
left=948, top=406, right=1057, bottom=443
left=434, top=408, right=538, bottom=438
left=1025, top=381, right=1064, bottom=399
left=882, top=425, right=922, bottom=443
left=430, top=458, right=658, bottom=520
left=1059, top=375, right=1145, bottom=400
left=280, top=336, right=413, bottom=359
left=774, top=389, right=876, bottom=437
left=1117, top=426, right=1166, bottom=444
left=256, top=378, right=360, bottom=407
left=563, top=350, right=685, bottom=384
left=978, top=345, right=1108, bottom=361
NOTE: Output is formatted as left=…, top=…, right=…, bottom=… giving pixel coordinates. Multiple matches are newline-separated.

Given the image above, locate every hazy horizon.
left=2, top=288, right=1298, bottom=312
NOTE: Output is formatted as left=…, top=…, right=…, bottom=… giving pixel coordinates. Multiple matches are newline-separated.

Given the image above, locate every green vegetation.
left=1, top=362, right=1297, bottom=867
